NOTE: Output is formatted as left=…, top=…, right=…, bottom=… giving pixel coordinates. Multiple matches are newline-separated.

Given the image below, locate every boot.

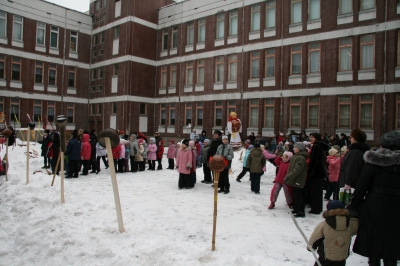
left=368, top=259, right=381, bottom=266
left=383, top=260, right=397, bottom=266
left=218, top=189, right=225, bottom=193
left=268, top=202, right=275, bottom=209
left=294, top=212, right=305, bottom=218
left=224, top=190, right=230, bottom=194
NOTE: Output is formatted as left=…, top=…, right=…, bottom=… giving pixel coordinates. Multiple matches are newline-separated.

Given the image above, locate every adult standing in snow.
left=216, top=135, right=234, bottom=194
left=246, top=143, right=266, bottom=194
left=176, top=139, right=193, bottom=189
left=190, top=129, right=199, bottom=140
left=47, top=132, right=60, bottom=175
left=89, top=134, right=97, bottom=174
left=198, top=130, right=207, bottom=143
left=65, top=133, right=81, bottom=178
left=201, top=139, right=212, bottom=184
left=129, top=134, right=139, bottom=172
left=348, top=131, right=400, bottom=266
left=41, top=129, right=50, bottom=169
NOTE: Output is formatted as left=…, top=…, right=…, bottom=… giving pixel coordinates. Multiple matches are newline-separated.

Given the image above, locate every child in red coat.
left=80, top=134, right=91, bottom=175
left=111, top=144, right=121, bottom=173
left=156, top=139, right=164, bottom=170
left=268, top=151, right=293, bottom=209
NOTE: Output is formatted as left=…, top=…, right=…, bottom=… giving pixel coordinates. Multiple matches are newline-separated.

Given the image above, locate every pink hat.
left=189, top=140, right=195, bottom=147
left=283, top=151, right=293, bottom=161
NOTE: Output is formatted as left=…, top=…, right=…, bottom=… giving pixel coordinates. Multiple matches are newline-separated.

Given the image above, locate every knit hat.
left=294, top=142, right=305, bottom=151
left=285, top=141, right=290, bottom=145
left=182, top=139, right=189, bottom=146
left=328, top=148, right=338, bottom=156
left=204, top=139, right=210, bottom=144
left=131, top=134, right=136, bottom=139
left=189, top=140, right=195, bottom=147
left=283, top=151, right=293, bottom=161
left=341, top=146, right=348, bottom=153
left=150, top=137, right=156, bottom=142
left=248, top=145, right=254, bottom=150
left=214, top=130, right=222, bottom=136
left=327, top=200, right=345, bottom=210
left=332, top=145, right=341, bottom=154
left=222, top=135, right=228, bottom=140
left=381, top=130, right=400, bottom=150
left=254, top=143, right=260, bottom=148
left=169, top=139, right=175, bottom=144
left=138, top=138, right=143, bottom=144
left=350, top=128, right=367, bottom=143
left=245, top=139, right=251, bottom=144
left=260, top=145, right=265, bottom=150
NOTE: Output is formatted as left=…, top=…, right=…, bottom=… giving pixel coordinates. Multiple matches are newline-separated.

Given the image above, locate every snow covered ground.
left=0, top=139, right=368, bottom=265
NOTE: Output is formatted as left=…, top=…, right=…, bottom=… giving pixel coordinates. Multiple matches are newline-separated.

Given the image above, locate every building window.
left=291, top=45, right=302, bottom=75
left=396, top=94, right=400, bottom=129
left=229, top=55, right=237, bottom=81
left=266, top=1, right=276, bottom=29
left=100, top=32, right=105, bottom=43
left=339, top=37, right=352, bottom=71
left=112, top=102, right=117, bottom=114
left=171, top=64, right=177, bottom=87
left=172, top=26, right=178, bottom=48
left=251, top=4, right=261, bottom=32
left=114, top=64, right=118, bottom=75
left=265, top=99, right=274, bottom=127
left=0, top=11, right=6, bottom=38
left=98, top=67, right=103, bottom=79
left=250, top=51, right=260, bottom=79
left=197, top=60, right=204, bottom=84
left=12, top=57, right=21, bottom=81
left=249, top=99, right=259, bottom=127
left=50, top=26, right=59, bottom=48
left=93, top=34, right=98, bottom=45
left=359, top=94, right=373, bottom=129
left=186, top=61, right=193, bottom=85
left=170, top=104, right=175, bottom=126
left=360, top=35, right=375, bottom=69
left=91, top=86, right=96, bottom=92
left=49, top=63, right=57, bottom=85
left=338, top=0, right=352, bottom=15
left=36, top=22, right=45, bottom=45
left=308, top=96, right=319, bottom=127
left=33, top=100, right=42, bottom=122
left=198, top=18, right=206, bottom=42
left=187, top=22, right=194, bottom=45
left=338, top=95, right=351, bottom=128
left=0, top=54, right=4, bottom=79
left=161, top=66, right=167, bottom=87
left=101, top=0, right=106, bottom=9
left=68, top=67, right=75, bottom=87
left=162, top=28, right=168, bottom=50
left=35, top=61, right=43, bottom=83
left=47, top=101, right=55, bottom=123
left=216, top=13, right=225, bottom=39
left=160, top=104, right=166, bottom=126
left=215, top=101, right=223, bottom=127
left=67, top=103, right=74, bottom=124
left=309, top=0, right=320, bottom=21
left=70, top=31, right=78, bottom=52
left=98, top=85, right=102, bottom=92
left=309, top=42, right=320, bottom=73
left=291, top=0, right=302, bottom=24
left=91, top=68, right=97, bottom=80
left=228, top=101, right=236, bottom=120
left=114, top=26, right=119, bottom=39
left=140, top=103, right=146, bottom=115
left=99, top=49, right=104, bottom=56
left=196, top=102, right=203, bottom=126
left=91, top=104, right=96, bottom=115
left=185, top=103, right=192, bottom=125
left=290, top=97, right=301, bottom=127
left=10, top=98, right=19, bottom=122
left=13, top=15, right=23, bottom=41
left=216, top=56, right=224, bottom=82
left=98, top=104, right=102, bottom=115
left=229, top=10, right=238, bottom=36
left=265, top=49, right=275, bottom=77
left=95, top=0, right=100, bottom=11
left=361, top=0, right=375, bottom=11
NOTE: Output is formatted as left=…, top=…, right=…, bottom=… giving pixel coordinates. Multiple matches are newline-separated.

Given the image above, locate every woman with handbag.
left=348, top=131, right=400, bottom=266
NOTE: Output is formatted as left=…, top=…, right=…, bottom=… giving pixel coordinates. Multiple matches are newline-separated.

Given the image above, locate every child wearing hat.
left=268, top=151, right=293, bottom=209
left=308, top=200, right=359, bottom=266
left=325, top=148, right=343, bottom=201
left=167, top=139, right=176, bottom=170
left=236, top=145, right=254, bottom=182
left=147, top=138, right=157, bottom=170
left=177, top=139, right=194, bottom=189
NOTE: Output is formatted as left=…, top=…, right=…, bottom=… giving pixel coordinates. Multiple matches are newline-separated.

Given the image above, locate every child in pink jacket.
left=261, top=145, right=276, bottom=172
left=167, top=139, right=176, bottom=170
left=268, top=151, right=293, bottom=209
left=147, top=138, right=157, bottom=170
left=176, top=139, right=193, bottom=189
left=325, top=148, right=343, bottom=200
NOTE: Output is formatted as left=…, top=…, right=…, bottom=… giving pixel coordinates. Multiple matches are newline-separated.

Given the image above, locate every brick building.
left=1, top=0, right=400, bottom=145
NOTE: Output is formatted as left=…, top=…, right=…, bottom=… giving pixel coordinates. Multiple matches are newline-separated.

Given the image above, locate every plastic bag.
left=339, top=187, right=353, bottom=204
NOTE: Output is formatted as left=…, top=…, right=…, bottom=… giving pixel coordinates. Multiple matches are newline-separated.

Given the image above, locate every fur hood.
left=364, top=148, right=400, bottom=167
left=323, top=209, right=350, bottom=231
left=349, top=142, right=370, bottom=153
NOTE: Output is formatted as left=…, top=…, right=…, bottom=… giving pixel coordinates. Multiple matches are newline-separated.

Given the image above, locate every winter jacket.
left=47, top=138, right=60, bottom=160
left=124, top=143, right=130, bottom=159
left=246, top=147, right=266, bottom=174
left=308, top=141, right=329, bottom=179
left=326, top=156, right=343, bottom=182
left=142, top=142, right=148, bottom=159
left=190, top=148, right=196, bottom=173
left=41, top=135, right=50, bottom=156
left=216, top=143, right=234, bottom=169
left=176, top=147, right=193, bottom=174
left=308, top=209, right=358, bottom=262
left=274, top=156, right=291, bottom=184
left=207, top=136, right=222, bottom=160
left=134, top=144, right=144, bottom=162
left=112, top=145, right=121, bottom=160
left=147, top=143, right=157, bottom=160
left=119, top=141, right=126, bottom=159
left=349, top=148, right=400, bottom=260
left=201, top=145, right=210, bottom=164
left=338, top=142, right=370, bottom=188
left=167, top=144, right=177, bottom=159
left=90, top=135, right=97, bottom=161
left=195, top=142, right=201, bottom=155
left=129, top=139, right=139, bottom=157
left=157, top=140, right=164, bottom=159
left=198, top=134, right=207, bottom=143
left=262, top=149, right=277, bottom=171
left=190, top=132, right=199, bottom=140
left=242, top=149, right=251, bottom=167
left=65, top=137, right=81, bottom=160
left=96, top=143, right=107, bottom=157
left=80, top=134, right=91, bottom=160
left=284, top=150, right=308, bottom=188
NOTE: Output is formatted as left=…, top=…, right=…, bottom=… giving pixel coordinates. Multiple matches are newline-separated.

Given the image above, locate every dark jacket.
left=285, top=150, right=308, bottom=188
left=65, top=137, right=81, bottom=160
left=207, top=136, right=222, bottom=161
left=308, top=141, right=329, bottom=179
left=41, top=135, right=50, bottom=156
left=90, top=135, right=97, bottom=161
left=246, top=147, right=266, bottom=173
left=338, top=142, right=370, bottom=188
left=349, top=148, right=400, bottom=261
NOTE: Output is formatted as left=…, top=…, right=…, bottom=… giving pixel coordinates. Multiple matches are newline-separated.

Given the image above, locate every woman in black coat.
left=307, top=132, right=329, bottom=214
left=349, top=131, right=400, bottom=266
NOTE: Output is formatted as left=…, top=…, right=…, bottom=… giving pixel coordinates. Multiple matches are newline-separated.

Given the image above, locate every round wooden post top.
left=98, top=128, right=120, bottom=148
left=209, top=154, right=226, bottom=173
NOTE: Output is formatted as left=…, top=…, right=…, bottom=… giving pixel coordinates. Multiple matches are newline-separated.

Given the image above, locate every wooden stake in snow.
left=2, top=128, right=12, bottom=182
left=51, top=154, right=61, bottom=186
left=56, top=115, right=67, bottom=204
left=5, top=137, right=9, bottom=181
left=26, top=122, right=36, bottom=185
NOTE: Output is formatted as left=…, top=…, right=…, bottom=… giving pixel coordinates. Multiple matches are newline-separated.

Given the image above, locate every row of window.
left=0, top=97, right=75, bottom=124
left=160, top=35, right=375, bottom=87
left=0, top=55, right=76, bottom=87
left=158, top=94, right=390, bottom=130
left=0, top=11, right=79, bottom=53
left=89, top=102, right=147, bottom=116
left=161, top=0, right=377, bottom=51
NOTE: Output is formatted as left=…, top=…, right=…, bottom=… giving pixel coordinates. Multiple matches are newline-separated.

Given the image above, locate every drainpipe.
left=61, top=8, right=67, bottom=121
left=382, top=0, right=388, bottom=134
left=240, top=0, right=245, bottom=131
left=279, top=0, right=284, bottom=133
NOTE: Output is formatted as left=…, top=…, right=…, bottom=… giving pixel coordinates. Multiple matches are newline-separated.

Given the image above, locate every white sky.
left=44, top=0, right=91, bottom=13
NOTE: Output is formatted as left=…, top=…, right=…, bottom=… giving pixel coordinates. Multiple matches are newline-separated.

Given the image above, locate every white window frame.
left=266, top=1, right=276, bottom=29
left=308, top=0, right=321, bottom=21
left=229, top=10, right=238, bottom=36
left=309, top=42, right=320, bottom=73
left=216, top=13, right=225, bottom=39
left=70, top=31, right=78, bottom=52
left=12, top=15, right=23, bottom=41
left=291, top=0, right=302, bottom=24
left=338, top=0, right=353, bottom=15
left=50, top=26, right=59, bottom=49
left=198, top=18, right=206, bottom=43
left=187, top=21, right=194, bottom=45
left=36, top=21, right=46, bottom=46
left=360, top=0, right=375, bottom=11
left=251, top=4, right=261, bottom=32
left=0, top=11, right=6, bottom=38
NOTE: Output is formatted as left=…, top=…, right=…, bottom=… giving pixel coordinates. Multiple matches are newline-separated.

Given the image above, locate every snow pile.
left=0, top=139, right=368, bottom=265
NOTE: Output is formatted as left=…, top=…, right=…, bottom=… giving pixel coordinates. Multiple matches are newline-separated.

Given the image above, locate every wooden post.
left=211, top=171, right=220, bottom=251
left=104, top=137, right=125, bottom=233
left=5, top=137, right=9, bottom=181
left=51, top=154, right=61, bottom=186
left=60, top=152, right=65, bottom=204
left=26, top=128, right=30, bottom=185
